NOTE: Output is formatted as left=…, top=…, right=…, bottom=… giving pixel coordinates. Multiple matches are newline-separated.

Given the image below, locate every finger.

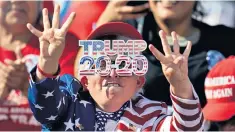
left=52, top=4, right=60, bottom=29
left=4, top=59, right=25, bottom=71
left=27, top=23, right=43, bottom=37
left=116, top=0, right=129, bottom=5
left=148, top=44, right=169, bottom=64
left=119, top=4, right=149, bottom=14
left=122, top=12, right=147, bottom=20
left=183, top=41, right=192, bottom=58
left=171, top=31, right=180, bottom=54
left=43, top=8, right=50, bottom=30
left=173, top=56, right=184, bottom=65
left=15, top=46, right=23, bottom=60
left=0, top=61, right=8, bottom=71
left=159, top=30, right=172, bottom=55
left=60, top=12, right=76, bottom=35
left=6, top=77, right=22, bottom=88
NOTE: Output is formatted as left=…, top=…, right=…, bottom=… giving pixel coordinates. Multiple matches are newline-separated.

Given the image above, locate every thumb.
left=15, top=46, right=25, bottom=64
left=15, top=46, right=23, bottom=60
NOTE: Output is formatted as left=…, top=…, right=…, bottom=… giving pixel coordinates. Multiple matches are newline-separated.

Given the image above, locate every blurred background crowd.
left=0, top=0, right=235, bottom=131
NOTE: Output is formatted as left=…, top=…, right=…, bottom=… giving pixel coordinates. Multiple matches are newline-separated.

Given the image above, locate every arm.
left=28, top=66, right=71, bottom=124
left=26, top=4, right=76, bottom=124
left=149, top=31, right=204, bottom=131
left=155, top=86, right=203, bottom=131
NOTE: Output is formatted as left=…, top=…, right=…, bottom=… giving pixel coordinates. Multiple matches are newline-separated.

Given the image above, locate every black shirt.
left=140, top=13, right=235, bottom=107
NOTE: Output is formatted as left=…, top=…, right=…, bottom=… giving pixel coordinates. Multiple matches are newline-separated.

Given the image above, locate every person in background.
left=0, top=1, right=78, bottom=130
left=203, top=56, right=235, bottom=131
left=97, top=0, right=235, bottom=108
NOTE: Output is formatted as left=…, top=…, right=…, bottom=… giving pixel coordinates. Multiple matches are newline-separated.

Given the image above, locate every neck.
left=96, top=102, right=126, bottom=113
left=154, top=16, right=194, bottom=37
left=0, top=26, right=32, bottom=48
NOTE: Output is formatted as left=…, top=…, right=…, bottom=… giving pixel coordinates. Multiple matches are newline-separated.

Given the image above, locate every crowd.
left=0, top=0, right=234, bottom=131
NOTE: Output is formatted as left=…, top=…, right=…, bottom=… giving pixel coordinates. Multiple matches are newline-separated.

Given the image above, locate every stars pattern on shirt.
left=46, top=115, right=58, bottom=121
left=42, top=90, right=54, bottom=98
left=72, top=92, right=78, bottom=102
left=80, top=100, right=91, bottom=108
left=57, top=100, right=62, bottom=110
left=34, top=104, right=44, bottom=110
left=64, top=118, right=74, bottom=131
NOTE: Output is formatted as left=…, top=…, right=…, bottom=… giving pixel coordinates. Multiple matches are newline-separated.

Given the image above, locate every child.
left=27, top=6, right=203, bottom=131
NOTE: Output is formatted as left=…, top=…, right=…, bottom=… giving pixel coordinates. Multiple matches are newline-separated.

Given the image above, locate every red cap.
left=86, top=22, right=143, bottom=40
left=203, top=56, right=235, bottom=121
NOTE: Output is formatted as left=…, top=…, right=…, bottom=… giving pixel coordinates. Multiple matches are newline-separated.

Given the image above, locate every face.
left=148, top=0, right=195, bottom=22
left=81, top=36, right=145, bottom=111
left=0, top=1, right=41, bottom=31
left=86, top=66, right=143, bottom=108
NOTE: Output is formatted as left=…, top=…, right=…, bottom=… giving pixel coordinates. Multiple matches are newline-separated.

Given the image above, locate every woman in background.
left=0, top=1, right=78, bottom=130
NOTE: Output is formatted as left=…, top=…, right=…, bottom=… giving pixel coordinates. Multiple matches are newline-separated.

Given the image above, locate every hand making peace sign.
left=27, top=5, right=76, bottom=62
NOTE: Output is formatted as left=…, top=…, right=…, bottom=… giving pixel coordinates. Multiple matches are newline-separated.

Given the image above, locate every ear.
left=80, top=76, right=88, bottom=91
left=136, top=76, right=145, bottom=90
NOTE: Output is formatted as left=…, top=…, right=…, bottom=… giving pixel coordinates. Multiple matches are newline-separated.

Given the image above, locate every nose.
left=109, top=69, right=118, bottom=78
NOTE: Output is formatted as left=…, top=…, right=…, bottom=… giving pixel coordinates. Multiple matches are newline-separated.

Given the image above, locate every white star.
left=46, top=115, right=58, bottom=121
left=64, top=118, right=74, bottom=131
left=72, top=92, right=78, bottom=102
left=63, top=97, right=65, bottom=105
left=42, top=90, right=54, bottom=98
left=57, top=100, right=62, bottom=110
left=79, top=100, right=91, bottom=108
left=34, top=104, right=44, bottom=110
left=75, top=118, right=83, bottom=130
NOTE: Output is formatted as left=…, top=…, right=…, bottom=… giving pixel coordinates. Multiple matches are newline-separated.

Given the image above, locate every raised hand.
left=27, top=5, right=76, bottom=63
left=26, top=5, right=75, bottom=77
left=149, top=30, right=193, bottom=99
left=97, top=0, right=149, bottom=27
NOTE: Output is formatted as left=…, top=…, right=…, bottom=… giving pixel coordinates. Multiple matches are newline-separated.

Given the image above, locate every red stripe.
left=171, top=95, right=199, bottom=110
left=133, top=103, right=163, bottom=115
left=155, top=115, right=167, bottom=131
left=172, top=105, right=202, bottom=121
left=116, top=122, right=133, bottom=131
left=122, top=109, right=162, bottom=125
left=170, top=118, right=177, bottom=131
left=173, top=115, right=203, bottom=131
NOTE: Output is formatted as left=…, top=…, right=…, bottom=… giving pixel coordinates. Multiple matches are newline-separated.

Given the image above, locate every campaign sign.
left=79, top=40, right=148, bottom=76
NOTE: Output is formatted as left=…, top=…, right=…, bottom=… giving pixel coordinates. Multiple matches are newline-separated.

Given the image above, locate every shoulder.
left=58, top=74, right=83, bottom=95
left=132, top=94, right=168, bottom=114
left=193, top=19, right=235, bottom=37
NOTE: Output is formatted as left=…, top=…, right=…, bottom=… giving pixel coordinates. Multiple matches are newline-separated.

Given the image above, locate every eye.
left=119, top=61, right=125, bottom=69
left=100, top=60, right=106, bottom=70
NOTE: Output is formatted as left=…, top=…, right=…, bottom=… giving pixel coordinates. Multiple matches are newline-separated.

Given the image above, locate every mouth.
left=10, top=8, right=26, bottom=14
left=104, top=82, right=121, bottom=87
left=106, top=83, right=120, bottom=87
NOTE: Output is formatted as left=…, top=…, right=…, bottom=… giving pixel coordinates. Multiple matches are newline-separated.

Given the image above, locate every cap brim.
left=203, top=102, right=235, bottom=121
left=87, top=22, right=143, bottom=40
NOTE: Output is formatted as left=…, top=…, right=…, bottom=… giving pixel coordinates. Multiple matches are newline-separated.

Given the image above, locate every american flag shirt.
left=28, top=66, right=204, bottom=131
